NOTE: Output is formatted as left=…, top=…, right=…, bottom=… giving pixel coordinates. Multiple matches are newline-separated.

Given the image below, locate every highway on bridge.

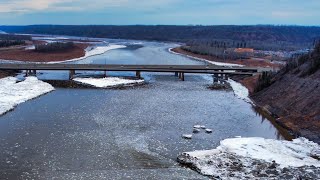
left=0, top=63, right=258, bottom=80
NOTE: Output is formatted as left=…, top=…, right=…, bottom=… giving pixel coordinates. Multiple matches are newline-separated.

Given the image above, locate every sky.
left=0, top=0, right=319, bottom=26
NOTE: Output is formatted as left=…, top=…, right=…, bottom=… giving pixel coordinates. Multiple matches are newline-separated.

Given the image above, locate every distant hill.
left=252, top=43, right=320, bottom=143
left=1, top=25, right=320, bottom=45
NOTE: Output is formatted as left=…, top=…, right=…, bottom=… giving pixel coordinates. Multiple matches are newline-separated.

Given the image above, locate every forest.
left=35, top=42, right=75, bottom=52
left=1, top=25, right=319, bottom=51
left=0, top=34, right=31, bottom=48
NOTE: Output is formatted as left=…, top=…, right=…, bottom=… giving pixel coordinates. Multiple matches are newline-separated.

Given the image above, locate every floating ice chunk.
left=73, top=77, right=144, bottom=88
left=193, top=125, right=201, bottom=129
left=182, top=134, right=192, bottom=139
left=205, top=129, right=213, bottom=133
left=193, top=128, right=201, bottom=134
left=200, top=125, right=206, bottom=129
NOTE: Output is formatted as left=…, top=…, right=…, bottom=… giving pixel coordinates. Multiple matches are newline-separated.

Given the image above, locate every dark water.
left=0, top=40, right=290, bottom=179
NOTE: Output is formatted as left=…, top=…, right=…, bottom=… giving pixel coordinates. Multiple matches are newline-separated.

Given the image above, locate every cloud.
left=0, top=0, right=179, bottom=13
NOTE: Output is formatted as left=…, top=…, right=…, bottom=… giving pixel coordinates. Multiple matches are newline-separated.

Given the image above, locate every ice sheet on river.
left=178, top=137, right=320, bottom=179
left=227, top=79, right=252, bottom=103
left=0, top=77, right=54, bottom=115
left=73, top=77, right=144, bottom=88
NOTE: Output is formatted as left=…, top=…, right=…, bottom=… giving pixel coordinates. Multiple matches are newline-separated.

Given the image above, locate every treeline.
left=1, top=25, right=319, bottom=50
left=0, top=40, right=26, bottom=48
left=285, top=42, right=320, bottom=76
left=254, top=42, right=320, bottom=92
left=181, top=40, right=252, bottom=60
left=35, top=42, right=74, bottom=52
left=0, top=34, right=31, bottom=41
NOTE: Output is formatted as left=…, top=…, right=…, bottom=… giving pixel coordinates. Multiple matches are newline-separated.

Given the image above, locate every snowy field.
left=73, top=77, right=144, bottom=88
left=169, top=48, right=244, bottom=67
left=47, top=44, right=126, bottom=64
left=0, top=77, right=54, bottom=115
left=178, top=137, right=320, bottom=179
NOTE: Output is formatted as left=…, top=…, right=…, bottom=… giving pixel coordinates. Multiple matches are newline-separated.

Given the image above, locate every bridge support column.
left=175, top=72, right=178, bottom=77
left=136, top=71, right=141, bottom=79
left=25, top=70, right=29, bottom=77
left=69, top=70, right=75, bottom=80
left=213, top=74, right=219, bottom=83
left=180, top=72, right=185, bottom=81
left=103, top=70, right=107, bottom=77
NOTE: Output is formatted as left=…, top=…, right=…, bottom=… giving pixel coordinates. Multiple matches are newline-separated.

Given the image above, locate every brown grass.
left=0, top=43, right=89, bottom=62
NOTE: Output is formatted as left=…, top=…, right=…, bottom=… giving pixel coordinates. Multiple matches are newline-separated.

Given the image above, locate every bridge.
left=0, top=63, right=258, bottom=81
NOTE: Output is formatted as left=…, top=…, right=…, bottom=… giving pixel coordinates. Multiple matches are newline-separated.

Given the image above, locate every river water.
left=0, top=40, right=290, bottom=179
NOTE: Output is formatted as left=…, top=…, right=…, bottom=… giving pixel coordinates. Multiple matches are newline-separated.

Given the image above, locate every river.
left=0, top=39, right=290, bottom=179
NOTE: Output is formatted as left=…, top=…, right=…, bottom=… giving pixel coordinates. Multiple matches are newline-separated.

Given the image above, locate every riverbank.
left=170, top=46, right=320, bottom=144
left=171, top=47, right=281, bottom=68
left=0, top=43, right=89, bottom=63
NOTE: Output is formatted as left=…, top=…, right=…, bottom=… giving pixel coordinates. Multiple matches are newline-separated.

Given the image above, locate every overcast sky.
left=0, top=0, right=319, bottom=25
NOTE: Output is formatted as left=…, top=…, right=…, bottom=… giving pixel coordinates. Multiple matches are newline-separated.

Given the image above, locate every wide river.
left=0, top=39, right=290, bottom=179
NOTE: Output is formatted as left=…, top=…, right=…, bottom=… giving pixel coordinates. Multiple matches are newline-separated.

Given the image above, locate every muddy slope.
left=252, top=48, right=320, bottom=143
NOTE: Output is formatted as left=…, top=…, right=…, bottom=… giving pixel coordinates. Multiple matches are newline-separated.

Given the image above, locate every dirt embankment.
left=171, top=47, right=281, bottom=68
left=251, top=70, right=320, bottom=143
left=0, top=70, right=18, bottom=78
left=0, top=43, right=89, bottom=62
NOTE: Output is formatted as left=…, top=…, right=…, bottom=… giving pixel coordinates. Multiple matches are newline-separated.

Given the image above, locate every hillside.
left=1, top=25, right=320, bottom=50
left=252, top=44, right=320, bottom=143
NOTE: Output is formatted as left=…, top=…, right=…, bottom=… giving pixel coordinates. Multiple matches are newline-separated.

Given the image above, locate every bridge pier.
left=178, top=72, right=185, bottom=81
left=69, top=70, right=75, bottom=80
left=175, top=72, right=178, bottom=77
left=103, top=70, right=107, bottom=77
left=136, top=71, right=141, bottom=79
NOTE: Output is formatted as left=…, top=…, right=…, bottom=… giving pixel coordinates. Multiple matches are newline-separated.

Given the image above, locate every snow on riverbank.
left=0, top=77, right=54, bottom=115
left=47, top=44, right=126, bottom=64
left=178, top=137, right=320, bottom=179
left=168, top=48, right=244, bottom=67
left=227, top=79, right=252, bottom=103
left=73, top=77, right=144, bottom=88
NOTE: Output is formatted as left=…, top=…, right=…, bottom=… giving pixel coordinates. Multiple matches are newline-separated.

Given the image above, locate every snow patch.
left=25, top=45, right=35, bottom=50
left=47, top=44, right=126, bottom=64
left=227, top=79, right=252, bottom=103
left=168, top=48, right=244, bottom=67
left=0, top=76, right=54, bottom=115
left=73, top=77, right=144, bottom=88
left=178, top=137, right=320, bottom=179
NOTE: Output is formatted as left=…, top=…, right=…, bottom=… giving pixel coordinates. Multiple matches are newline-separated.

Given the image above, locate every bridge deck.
left=0, top=64, right=257, bottom=74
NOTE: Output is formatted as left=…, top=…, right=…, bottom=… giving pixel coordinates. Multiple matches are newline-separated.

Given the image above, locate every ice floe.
left=227, top=79, right=252, bottom=103
left=182, top=134, right=193, bottom=139
left=0, top=76, right=54, bottom=115
left=178, top=137, right=320, bottom=179
left=73, top=77, right=144, bottom=88
left=168, top=48, right=244, bottom=67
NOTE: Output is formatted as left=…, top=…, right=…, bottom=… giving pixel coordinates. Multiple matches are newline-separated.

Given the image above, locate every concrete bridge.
left=0, top=63, right=258, bottom=81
